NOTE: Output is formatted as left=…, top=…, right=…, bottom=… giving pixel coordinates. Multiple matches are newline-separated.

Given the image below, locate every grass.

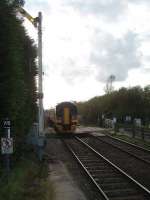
left=109, top=132, right=150, bottom=150
left=0, top=153, right=55, bottom=200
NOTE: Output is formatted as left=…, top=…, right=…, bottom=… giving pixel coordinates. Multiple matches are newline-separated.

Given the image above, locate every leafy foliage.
left=77, top=85, right=150, bottom=125
left=0, top=1, right=37, bottom=144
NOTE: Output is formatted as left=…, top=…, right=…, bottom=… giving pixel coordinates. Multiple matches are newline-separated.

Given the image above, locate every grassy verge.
left=0, top=153, right=55, bottom=200
left=108, top=132, right=150, bottom=150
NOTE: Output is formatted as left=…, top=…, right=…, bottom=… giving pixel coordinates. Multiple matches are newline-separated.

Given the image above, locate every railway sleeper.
left=84, top=163, right=110, bottom=168
left=105, top=188, right=139, bottom=198
left=86, top=169, right=114, bottom=173
left=95, top=177, right=127, bottom=184
left=91, top=173, right=119, bottom=179
left=85, top=165, right=108, bottom=169
left=81, top=160, right=102, bottom=164
left=101, top=182, right=131, bottom=190
left=110, top=195, right=144, bottom=200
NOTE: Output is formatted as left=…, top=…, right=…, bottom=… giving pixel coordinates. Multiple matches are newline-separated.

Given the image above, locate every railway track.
left=63, top=136, right=150, bottom=200
left=79, top=134, right=150, bottom=190
left=96, top=134, right=150, bottom=164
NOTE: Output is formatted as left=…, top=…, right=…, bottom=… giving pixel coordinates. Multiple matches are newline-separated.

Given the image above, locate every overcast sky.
left=24, top=0, right=150, bottom=108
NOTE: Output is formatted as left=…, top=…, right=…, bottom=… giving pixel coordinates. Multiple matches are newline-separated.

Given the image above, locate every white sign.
left=113, top=117, right=117, bottom=123
left=134, top=118, right=141, bottom=127
left=3, top=119, right=11, bottom=128
left=125, top=116, right=131, bottom=121
left=1, top=138, right=13, bottom=154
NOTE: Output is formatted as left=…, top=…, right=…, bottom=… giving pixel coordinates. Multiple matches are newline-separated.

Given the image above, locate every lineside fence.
left=115, top=124, right=150, bottom=141
left=103, top=119, right=150, bottom=141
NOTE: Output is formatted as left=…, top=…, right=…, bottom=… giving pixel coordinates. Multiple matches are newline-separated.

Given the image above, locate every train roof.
left=56, top=101, right=76, bottom=107
left=56, top=102, right=77, bottom=115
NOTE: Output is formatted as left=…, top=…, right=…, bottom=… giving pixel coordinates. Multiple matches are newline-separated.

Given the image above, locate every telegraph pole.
left=37, top=12, right=44, bottom=136
left=18, top=8, right=44, bottom=136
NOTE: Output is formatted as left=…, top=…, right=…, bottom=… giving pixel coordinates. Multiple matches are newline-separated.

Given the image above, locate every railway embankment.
left=102, top=128, right=150, bottom=150
left=0, top=151, right=54, bottom=200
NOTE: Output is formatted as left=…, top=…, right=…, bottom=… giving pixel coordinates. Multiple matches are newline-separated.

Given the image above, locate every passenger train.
left=54, top=102, right=78, bottom=133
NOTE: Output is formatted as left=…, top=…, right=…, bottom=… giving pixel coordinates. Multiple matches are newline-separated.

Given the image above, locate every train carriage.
left=55, top=102, right=78, bottom=133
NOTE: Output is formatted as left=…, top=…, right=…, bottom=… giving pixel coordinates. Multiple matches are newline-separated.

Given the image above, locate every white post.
left=38, top=12, right=44, bottom=136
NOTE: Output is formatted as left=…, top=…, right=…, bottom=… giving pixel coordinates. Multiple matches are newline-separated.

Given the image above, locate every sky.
left=23, top=0, right=150, bottom=108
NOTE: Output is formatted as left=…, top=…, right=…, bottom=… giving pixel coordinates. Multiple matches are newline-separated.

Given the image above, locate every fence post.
left=114, top=123, right=118, bottom=135
left=132, top=124, right=135, bottom=138
left=141, top=127, right=145, bottom=140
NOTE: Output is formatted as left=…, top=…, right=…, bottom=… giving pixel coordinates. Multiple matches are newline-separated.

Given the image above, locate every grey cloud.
left=90, top=31, right=141, bottom=82
left=65, top=0, right=127, bottom=20
left=145, top=55, right=150, bottom=62
left=25, top=0, right=51, bottom=15
left=27, top=0, right=49, bottom=6
left=65, top=0, right=150, bottom=21
left=142, top=68, right=150, bottom=73
left=61, top=59, right=93, bottom=84
left=62, top=69, right=88, bottom=84
left=129, top=0, right=150, bottom=5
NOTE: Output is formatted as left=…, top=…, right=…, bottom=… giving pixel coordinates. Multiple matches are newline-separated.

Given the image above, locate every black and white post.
left=1, top=118, right=13, bottom=174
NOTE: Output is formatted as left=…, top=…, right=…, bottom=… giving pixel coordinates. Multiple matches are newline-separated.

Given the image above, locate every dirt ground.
left=48, top=161, right=87, bottom=200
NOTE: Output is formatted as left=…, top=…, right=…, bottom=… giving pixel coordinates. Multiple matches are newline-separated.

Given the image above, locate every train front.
left=55, top=102, right=78, bottom=133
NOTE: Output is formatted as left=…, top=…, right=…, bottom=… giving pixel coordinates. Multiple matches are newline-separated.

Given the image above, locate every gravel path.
left=49, top=161, right=87, bottom=200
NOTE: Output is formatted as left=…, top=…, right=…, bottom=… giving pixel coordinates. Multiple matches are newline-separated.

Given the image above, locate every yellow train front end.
left=55, top=102, right=78, bottom=133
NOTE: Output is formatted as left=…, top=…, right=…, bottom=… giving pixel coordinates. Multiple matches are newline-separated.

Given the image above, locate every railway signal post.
left=37, top=12, right=44, bottom=136
left=18, top=7, right=44, bottom=136
left=18, top=7, right=45, bottom=160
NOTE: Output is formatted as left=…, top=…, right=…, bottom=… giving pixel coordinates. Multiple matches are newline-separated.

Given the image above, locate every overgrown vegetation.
left=0, top=0, right=37, bottom=150
left=0, top=153, right=55, bottom=200
left=77, top=85, right=150, bottom=125
left=0, top=1, right=54, bottom=198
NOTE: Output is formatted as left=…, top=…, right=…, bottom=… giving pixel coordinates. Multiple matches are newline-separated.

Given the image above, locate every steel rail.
left=106, top=134, right=150, bottom=153
left=75, top=136, right=150, bottom=196
left=93, top=134, right=150, bottom=165
left=63, top=139, right=110, bottom=200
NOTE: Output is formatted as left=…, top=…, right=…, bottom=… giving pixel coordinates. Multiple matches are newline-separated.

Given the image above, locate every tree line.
left=0, top=0, right=37, bottom=149
left=77, top=85, right=150, bottom=126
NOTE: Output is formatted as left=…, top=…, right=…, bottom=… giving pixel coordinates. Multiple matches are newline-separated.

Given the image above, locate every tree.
left=77, top=85, right=150, bottom=125
left=0, top=1, right=37, bottom=149
left=104, top=75, right=116, bottom=94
